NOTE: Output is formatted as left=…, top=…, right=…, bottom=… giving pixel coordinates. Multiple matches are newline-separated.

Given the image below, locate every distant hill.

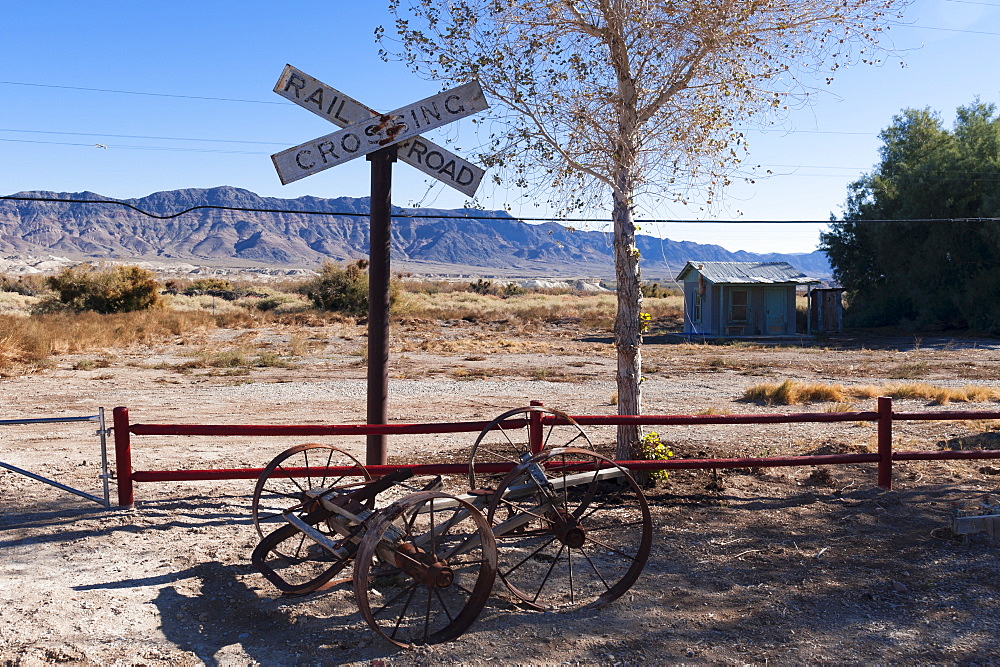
left=0, top=186, right=831, bottom=279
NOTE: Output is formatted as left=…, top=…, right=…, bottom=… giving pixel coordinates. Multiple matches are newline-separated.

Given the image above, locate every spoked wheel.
left=252, top=443, right=371, bottom=556
left=468, top=406, right=592, bottom=492
left=250, top=505, right=357, bottom=596
left=353, top=491, right=497, bottom=647
left=487, top=447, right=652, bottom=611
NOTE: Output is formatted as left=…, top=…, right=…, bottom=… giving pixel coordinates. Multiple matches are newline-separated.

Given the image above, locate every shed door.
left=764, top=288, right=786, bottom=334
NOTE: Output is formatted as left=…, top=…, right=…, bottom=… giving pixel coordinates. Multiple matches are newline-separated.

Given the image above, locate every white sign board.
left=273, top=65, right=373, bottom=127
left=272, top=78, right=488, bottom=187
left=273, top=65, right=486, bottom=195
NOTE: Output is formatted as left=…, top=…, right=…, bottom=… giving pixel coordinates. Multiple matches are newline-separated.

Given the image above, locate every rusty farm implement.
left=249, top=406, right=653, bottom=647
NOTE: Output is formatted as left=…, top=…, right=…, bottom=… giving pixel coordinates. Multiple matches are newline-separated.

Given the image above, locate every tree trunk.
left=612, top=172, right=642, bottom=461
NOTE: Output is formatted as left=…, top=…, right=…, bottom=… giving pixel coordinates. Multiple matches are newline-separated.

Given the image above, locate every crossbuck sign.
left=269, top=65, right=490, bottom=465
left=271, top=65, right=488, bottom=195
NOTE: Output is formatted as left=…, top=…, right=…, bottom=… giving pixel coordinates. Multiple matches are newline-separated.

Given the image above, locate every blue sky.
left=1, top=0, right=997, bottom=254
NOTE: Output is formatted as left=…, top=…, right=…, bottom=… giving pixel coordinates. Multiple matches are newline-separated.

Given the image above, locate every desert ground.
left=2, top=314, right=999, bottom=665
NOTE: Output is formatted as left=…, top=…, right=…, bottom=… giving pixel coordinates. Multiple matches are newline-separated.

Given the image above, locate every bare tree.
left=381, top=0, right=904, bottom=459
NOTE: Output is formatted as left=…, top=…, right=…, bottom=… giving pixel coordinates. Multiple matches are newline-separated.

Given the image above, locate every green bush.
left=301, top=260, right=395, bottom=316
left=640, top=282, right=680, bottom=298
left=502, top=282, right=525, bottom=297
left=468, top=279, right=525, bottom=298
left=468, top=278, right=495, bottom=295
left=45, top=265, right=161, bottom=314
left=639, top=431, right=674, bottom=483
left=188, top=278, right=234, bottom=292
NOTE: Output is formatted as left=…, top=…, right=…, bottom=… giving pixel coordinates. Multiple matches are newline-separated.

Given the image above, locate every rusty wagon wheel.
left=467, top=406, right=592, bottom=492
left=353, top=490, right=497, bottom=647
left=250, top=503, right=358, bottom=596
left=252, top=443, right=371, bottom=557
left=486, top=447, right=652, bottom=611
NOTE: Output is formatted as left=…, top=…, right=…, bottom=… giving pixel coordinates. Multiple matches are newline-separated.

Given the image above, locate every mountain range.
left=0, top=186, right=831, bottom=279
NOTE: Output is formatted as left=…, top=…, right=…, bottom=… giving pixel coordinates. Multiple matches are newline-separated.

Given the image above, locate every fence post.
left=877, top=396, right=893, bottom=490
left=529, top=399, right=544, bottom=454
left=113, top=407, right=134, bottom=508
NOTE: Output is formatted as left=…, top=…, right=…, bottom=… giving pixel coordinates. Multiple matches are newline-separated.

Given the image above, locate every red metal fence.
left=111, top=397, right=1000, bottom=508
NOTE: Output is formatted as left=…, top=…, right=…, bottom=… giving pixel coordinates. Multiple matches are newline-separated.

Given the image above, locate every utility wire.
left=8, top=131, right=1000, bottom=177
left=0, top=80, right=283, bottom=104
left=0, top=128, right=288, bottom=146
left=0, top=125, right=883, bottom=143
left=3, top=194, right=999, bottom=224
left=944, top=0, right=1000, bottom=7
left=906, top=23, right=1000, bottom=37
left=0, top=137, right=261, bottom=155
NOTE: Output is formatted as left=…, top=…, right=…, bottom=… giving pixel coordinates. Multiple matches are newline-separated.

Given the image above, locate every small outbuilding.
left=809, top=286, right=846, bottom=333
left=676, top=261, right=820, bottom=337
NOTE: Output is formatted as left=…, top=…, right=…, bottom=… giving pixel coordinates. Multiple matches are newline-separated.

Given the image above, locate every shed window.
left=729, top=289, right=748, bottom=322
left=692, top=292, right=703, bottom=323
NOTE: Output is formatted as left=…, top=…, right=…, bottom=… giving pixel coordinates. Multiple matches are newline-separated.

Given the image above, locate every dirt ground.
left=2, top=319, right=999, bottom=665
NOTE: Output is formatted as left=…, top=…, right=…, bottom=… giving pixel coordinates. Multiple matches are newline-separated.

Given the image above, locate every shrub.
left=468, top=278, right=495, bottom=295
left=0, top=274, right=49, bottom=296
left=742, top=380, right=1000, bottom=405
left=45, top=265, right=161, bottom=314
left=188, top=278, right=234, bottom=292
left=640, top=282, right=680, bottom=298
left=639, top=431, right=674, bottom=483
left=742, top=379, right=845, bottom=405
left=300, top=260, right=396, bottom=316
left=467, top=279, right=526, bottom=298
left=502, top=282, right=525, bottom=297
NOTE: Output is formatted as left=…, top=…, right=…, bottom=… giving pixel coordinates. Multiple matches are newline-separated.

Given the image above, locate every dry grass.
left=824, top=402, right=858, bottom=413
left=394, top=292, right=682, bottom=326
left=887, top=361, right=931, bottom=379
left=0, top=292, right=40, bottom=314
left=696, top=406, right=732, bottom=415
left=743, top=379, right=1000, bottom=406
left=0, top=310, right=216, bottom=374
left=190, top=348, right=296, bottom=371
left=450, top=367, right=494, bottom=381
left=397, top=335, right=555, bottom=355
left=742, top=380, right=847, bottom=405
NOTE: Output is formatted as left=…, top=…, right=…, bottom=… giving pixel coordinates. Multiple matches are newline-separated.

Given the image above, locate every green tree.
left=382, top=0, right=902, bottom=458
left=46, top=264, right=161, bottom=314
left=822, top=101, right=1000, bottom=332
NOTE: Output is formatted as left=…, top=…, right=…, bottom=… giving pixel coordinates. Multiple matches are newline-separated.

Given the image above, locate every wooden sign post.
left=271, top=65, right=488, bottom=465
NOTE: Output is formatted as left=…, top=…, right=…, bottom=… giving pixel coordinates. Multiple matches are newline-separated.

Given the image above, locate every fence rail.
left=111, top=398, right=1000, bottom=508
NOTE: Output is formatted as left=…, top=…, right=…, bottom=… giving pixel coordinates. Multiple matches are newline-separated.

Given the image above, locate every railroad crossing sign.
left=270, top=65, right=489, bottom=467
left=272, top=65, right=487, bottom=195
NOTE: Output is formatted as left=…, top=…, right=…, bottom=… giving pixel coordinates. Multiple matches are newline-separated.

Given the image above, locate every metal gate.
left=0, top=408, right=111, bottom=508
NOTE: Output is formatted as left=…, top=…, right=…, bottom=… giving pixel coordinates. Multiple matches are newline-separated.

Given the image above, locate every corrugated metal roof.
left=676, top=261, right=820, bottom=285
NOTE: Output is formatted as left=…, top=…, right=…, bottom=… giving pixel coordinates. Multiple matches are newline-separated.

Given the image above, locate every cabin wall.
left=683, top=279, right=798, bottom=336
left=683, top=276, right=720, bottom=334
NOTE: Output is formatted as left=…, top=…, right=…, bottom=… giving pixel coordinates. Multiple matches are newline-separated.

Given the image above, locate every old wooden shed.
left=676, top=261, right=820, bottom=337
left=809, top=287, right=846, bottom=333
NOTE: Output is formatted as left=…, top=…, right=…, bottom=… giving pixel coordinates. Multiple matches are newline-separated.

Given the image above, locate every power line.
left=0, top=134, right=873, bottom=168
left=2, top=194, right=998, bottom=224
left=0, top=137, right=262, bottom=155
left=0, top=128, right=287, bottom=146
left=0, top=80, right=282, bottom=105
left=906, top=23, right=1000, bottom=37
left=1, top=124, right=881, bottom=144
left=741, top=128, right=876, bottom=136
left=944, top=0, right=1000, bottom=7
